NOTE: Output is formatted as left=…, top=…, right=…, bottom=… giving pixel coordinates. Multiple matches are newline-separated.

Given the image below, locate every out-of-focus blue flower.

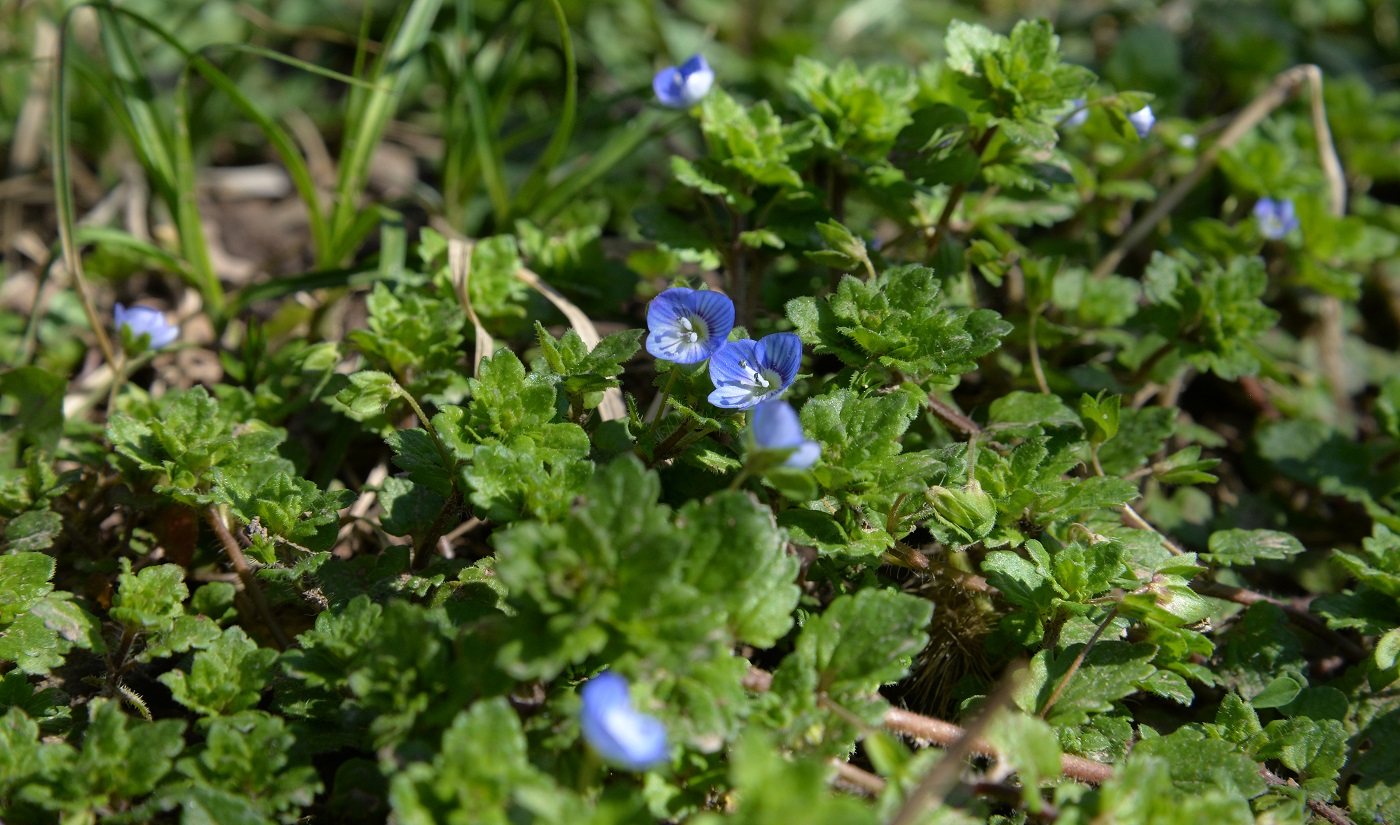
left=708, top=333, right=802, bottom=410
left=1064, top=98, right=1089, bottom=128
left=646, top=287, right=735, bottom=364
left=751, top=400, right=820, bottom=469
left=1128, top=105, right=1155, bottom=138
left=653, top=55, right=714, bottom=109
left=1253, top=197, right=1300, bottom=240
left=579, top=672, right=668, bottom=771
left=114, top=303, right=178, bottom=351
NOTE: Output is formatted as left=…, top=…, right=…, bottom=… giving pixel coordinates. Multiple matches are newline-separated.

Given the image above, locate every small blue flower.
left=653, top=55, right=715, bottom=109
left=114, top=303, right=178, bottom=351
left=579, top=672, right=668, bottom=771
left=1253, top=197, right=1300, bottom=240
left=646, top=287, right=735, bottom=364
left=708, top=333, right=802, bottom=410
left=1064, top=98, right=1089, bottom=128
left=1128, top=105, right=1155, bottom=138
left=751, top=400, right=820, bottom=469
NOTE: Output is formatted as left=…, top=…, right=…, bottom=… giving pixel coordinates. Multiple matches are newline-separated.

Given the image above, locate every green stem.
left=649, top=367, right=680, bottom=437
left=1038, top=605, right=1118, bottom=719
left=647, top=417, right=696, bottom=467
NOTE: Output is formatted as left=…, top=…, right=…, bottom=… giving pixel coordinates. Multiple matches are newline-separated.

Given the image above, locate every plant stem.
left=204, top=505, right=290, bottom=650
left=1027, top=310, right=1050, bottom=394
left=648, top=367, right=679, bottom=431
left=928, top=125, right=998, bottom=257
left=1038, top=605, right=1119, bottom=719
left=1091, top=64, right=1338, bottom=280
left=740, top=666, right=1117, bottom=785
left=646, top=417, right=696, bottom=467
left=413, top=488, right=463, bottom=570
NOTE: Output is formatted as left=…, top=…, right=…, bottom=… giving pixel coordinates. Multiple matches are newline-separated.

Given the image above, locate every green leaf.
left=4, top=508, right=64, bottom=552
left=158, top=626, right=277, bottom=716
left=174, top=711, right=320, bottom=817
left=1131, top=727, right=1268, bottom=797
left=1031, top=641, right=1158, bottom=726
left=0, top=366, right=66, bottom=456
left=66, top=697, right=186, bottom=804
left=986, top=712, right=1063, bottom=811
left=1206, top=529, right=1305, bottom=568
left=677, top=491, right=800, bottom=648
left=1079, top=391, right=1121, bottom=445
left=783, top=587, right=932, bottom=698
left=691, top=735, right=878, bottom=825
left=987, top=391, right=1080, bottom=437
left=0, top=552, right=55, bottom=624
left=802, top=387, right=922, bottom=491
left=110, top=561, right=188, bottom=631
left=335, top=370, right=402, bottom=419
left=983, top=543, right=1058, bottom=612
left=387, top=697, right=576, bottom=824
left=1253, top=717, right=1348, bottom=798
left=787, top=266, right=1011, bottom=382
left=1250, top=675, right=1304, bottom=709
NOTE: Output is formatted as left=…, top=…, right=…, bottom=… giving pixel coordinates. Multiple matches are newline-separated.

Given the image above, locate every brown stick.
left=926, top=393, right=981, bottom=437
left=829, top=758, right=886, bottom=796
left=889, top=667, right=1021, bottom=825
left=1092, top=65, right=1326, bottom=280
left=1261, top=768, right=1355, bottom=825
left=742, top=666, right=1116, bottom=786
left=204, top=505, right=290, bottom=650
left=1196, top=580, right=1366, bottom=661
left=884, top=706, right=1115, bottom=785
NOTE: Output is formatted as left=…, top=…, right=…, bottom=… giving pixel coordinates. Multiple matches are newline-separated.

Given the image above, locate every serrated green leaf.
left=159, top=626, right=277, bottom=716
left=1206, top=529, right=1305, bottom=568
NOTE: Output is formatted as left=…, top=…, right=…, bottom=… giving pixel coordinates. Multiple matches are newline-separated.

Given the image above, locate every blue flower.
left=579, top=672, right=668, bottom=771
left=1064, top=98, right=1089, bottom=128
left=1253, top=197, right=1299, bottom=240
left=1128, top=105, right=1155, bottom=138
left=751, top=400, right=820, bottom=469
left=653, top=55, right=715, bottom=109
left=114, top=303, right=178, bottom=351
left=646, top=287, right=735, bottom=364
left=708, top=333, right=802, bottom=410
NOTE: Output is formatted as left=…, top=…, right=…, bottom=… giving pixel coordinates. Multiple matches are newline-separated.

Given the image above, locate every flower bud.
left=925, top=478, right=996, bottom=545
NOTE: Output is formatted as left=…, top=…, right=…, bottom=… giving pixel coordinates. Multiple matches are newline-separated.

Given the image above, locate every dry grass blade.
left=515, top=265, right=627, bottom=421
left=448, top=237, right=494, bottom=377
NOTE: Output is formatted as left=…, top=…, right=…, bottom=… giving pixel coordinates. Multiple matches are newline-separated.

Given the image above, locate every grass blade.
left=330, top=0, right=443, bottom=260
left=510, top=0, right=577, bottom=217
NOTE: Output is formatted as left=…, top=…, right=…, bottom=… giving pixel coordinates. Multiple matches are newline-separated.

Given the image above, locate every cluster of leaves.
left=3, top=4, right=1400, bottom=825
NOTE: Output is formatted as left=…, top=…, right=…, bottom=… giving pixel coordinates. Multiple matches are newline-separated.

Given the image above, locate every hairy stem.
left=204, top=505, right=290, bottom=650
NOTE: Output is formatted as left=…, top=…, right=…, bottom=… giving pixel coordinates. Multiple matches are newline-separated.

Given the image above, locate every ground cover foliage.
left=2, top=0, right=1400, bottom=822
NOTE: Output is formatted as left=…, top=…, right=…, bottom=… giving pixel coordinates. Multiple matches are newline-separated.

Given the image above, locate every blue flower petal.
left=708, top=339, right=760, bottom=388
left=688, top=290, right=735, bottom=343
left=679, top=54, right=710, bottom=76
left=709, top=384, right=760, bottom=409
left=652, top=67, right=688, bottom=109
left=757, top=332, right=802, bottom=388
left=787, top=440, right=822, bottom=470
left=1064, top=98, right=1089, bottom=128
left=646, top=287, right=731, bottom=364
left=115, top=303, right=178, bottom=351
left=1128, top=105, right=1155, bottom=138
left=653, top=55, right=714, bottom=108
left=579, top=672, right=668, bottom=771
left=1253, top=197, right=1299, bottom=240
left=752, top=400, right=804, bottom=450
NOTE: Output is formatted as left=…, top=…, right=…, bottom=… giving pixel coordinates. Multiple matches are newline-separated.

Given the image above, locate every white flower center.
left=738, top=360, right=778, bottom=392
left=679, top=316, right=700, bottom=344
